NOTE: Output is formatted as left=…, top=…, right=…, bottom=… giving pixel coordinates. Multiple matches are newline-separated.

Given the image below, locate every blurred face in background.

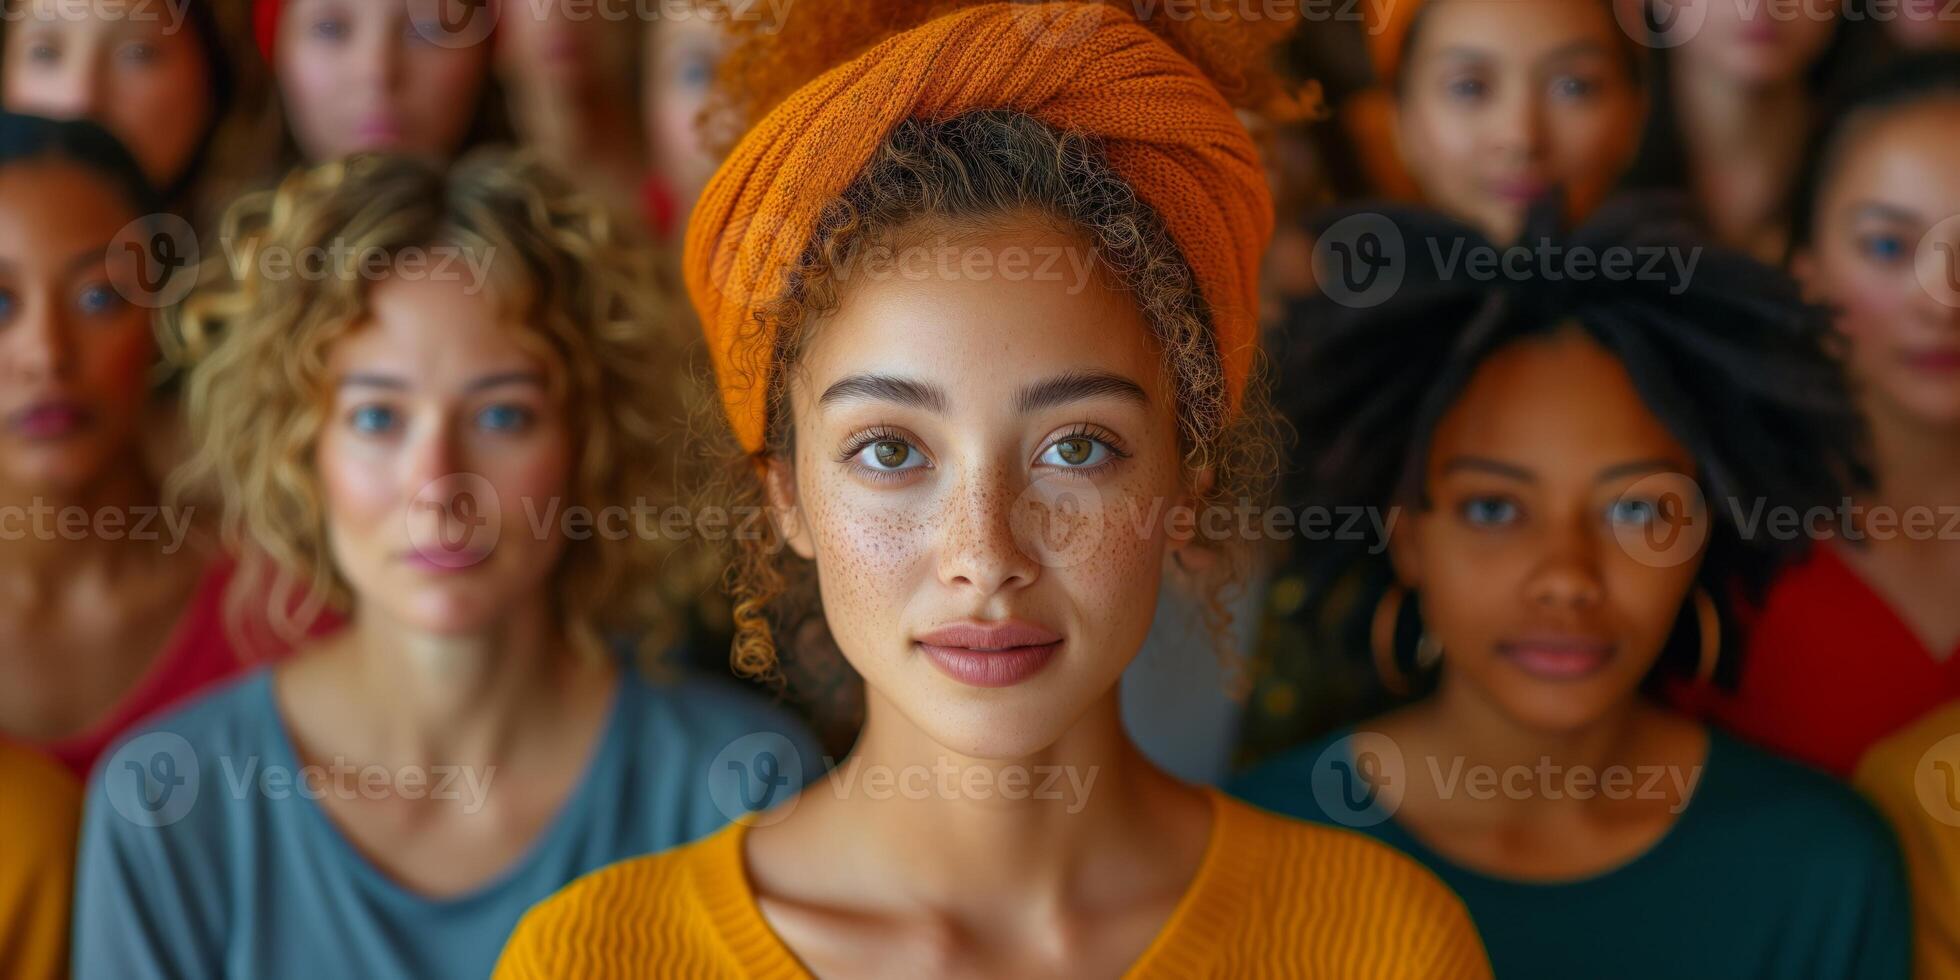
left=1795, top=98, right=1960, bottom=431
left=275, top=0, right=492, bottom=162
left=316, top=272, right=573, bottom=636
left=0, top=162, right=152, bottom=495
left=496, top=0, right=633, bottom=94
left=1395, top=329, right=1705, bottom=733
left=1395, top=0, right=1644, bottom=243
left=642, top=13, right=722, bottom=221
left=1659, top=0, right=1838, bottom=87
left=1884, top=0, right=1960, bottom=50
left=2, top=0, right=213, bottom=188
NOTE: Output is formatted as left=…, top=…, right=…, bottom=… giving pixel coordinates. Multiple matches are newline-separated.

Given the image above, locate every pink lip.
left=915, top=620, right=1063, bottom=688
left=1498, top=635, right=1615, bottom=681
left=1901, top=349, right=1960, bottom=372
left=354, top=117, right=403, bottom=147
left=1487, top=177, right=1549, bottom=205
left=398, top=548, right=491, bottom=573
left=8, top=400, right=93, bottom=440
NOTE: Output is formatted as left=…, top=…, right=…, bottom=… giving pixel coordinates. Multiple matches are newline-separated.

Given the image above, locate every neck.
left=0, top=461, right=181, bottom=591
left=1418, top=672, right=1664, bottom=817
left=1863, top=399, right=1960, bottom=512
left=336, top=595, right=597, bottom=765
left=1673, top=59, right=1810, bottom=152
left=508, top=81, right=640, bottom=177
left=807, top=685, right=1189, bottom=915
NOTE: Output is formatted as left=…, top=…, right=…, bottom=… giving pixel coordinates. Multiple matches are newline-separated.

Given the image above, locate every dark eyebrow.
left=464, top=370, right=547, bottom=393
left=1848, top=201, right=1922, bottom=226
left=337, top=370, right=546, bottom=393
left=818, top=374, right=948, bottom=413
left=67, top=245, right=114, bottom=275
left=1015, top=370, right=1149, bottom=414
left=338, top=373, right=408, bottom=391
left=1440, top=456, right=1535, bottom=482
left=1597, top=459, right=1689, bottom=484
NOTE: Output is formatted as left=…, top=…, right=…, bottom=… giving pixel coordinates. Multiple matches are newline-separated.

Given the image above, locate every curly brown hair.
left=703, top=108, right=1284, bottom=693
left=167, top=149, right=699, bottom=664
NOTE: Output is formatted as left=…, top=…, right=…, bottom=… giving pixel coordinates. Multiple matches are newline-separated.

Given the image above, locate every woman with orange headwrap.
left=496, top=3, right=1491, bottom=977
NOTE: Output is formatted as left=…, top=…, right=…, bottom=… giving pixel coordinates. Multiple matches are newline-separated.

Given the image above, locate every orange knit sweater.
left=495, top=788, right=1491, bottom=978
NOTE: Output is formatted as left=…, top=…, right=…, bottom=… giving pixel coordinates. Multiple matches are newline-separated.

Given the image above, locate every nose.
left=935, top=465, right=1040, bottom=597
left=1, top=296, right=73, bottom=384
left=1489, top=87, right=1546, bottom=163
left=403, top=412, right=463, bottom=500
left=1524, top=517, right=1605, bottom=611
left=354, top=24, right=406, bottom=94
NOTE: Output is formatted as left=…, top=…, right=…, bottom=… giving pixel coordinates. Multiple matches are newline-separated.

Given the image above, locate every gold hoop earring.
left=1371, top=585, right=1410, bottom=695
left=1693, top=586, right=1721, bottom=687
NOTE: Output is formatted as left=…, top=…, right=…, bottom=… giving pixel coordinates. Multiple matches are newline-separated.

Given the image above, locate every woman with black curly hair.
left=1232, top=197, right=1910, bottom=978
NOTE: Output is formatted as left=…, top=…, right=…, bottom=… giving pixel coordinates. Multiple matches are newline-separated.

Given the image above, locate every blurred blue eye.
left=476, top=404, right=532, bottom=433
left=1608, top=497, right=1659, bottom=526
left=116, top=42, right=158, bottom=66
left=310, top=18, right=350, bottom=42
left=1858, top=233, right=1908, bottom=264
left=348, top=404, right=398, bottom=434
left=26, top=41, right=59, bottom=64
left=679, top=53, right=713, bottom=89
left=1460, top=496, right=1519, bottom=526
left=1551, top=75, right=1599, bottom=99
left=76, top=283, right=121, bottom=316
left=0, top=290, right=16, bottom=323
left=1445, top=77, right=1488, bottom=101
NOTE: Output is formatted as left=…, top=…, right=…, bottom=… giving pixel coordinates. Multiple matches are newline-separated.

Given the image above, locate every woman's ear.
left=762, top=457, right=816, bottom=560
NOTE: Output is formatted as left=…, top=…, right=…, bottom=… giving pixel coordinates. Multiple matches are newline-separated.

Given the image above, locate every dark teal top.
left=1229, top=725, right=1911, bottom=979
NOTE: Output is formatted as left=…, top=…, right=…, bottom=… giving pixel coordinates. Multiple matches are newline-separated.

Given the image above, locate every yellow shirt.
left=1856, top=702, right=1960, bottom=980
left=0, top=742, right=80, bottom=980
left=496, top=787, right=1491, bottom=978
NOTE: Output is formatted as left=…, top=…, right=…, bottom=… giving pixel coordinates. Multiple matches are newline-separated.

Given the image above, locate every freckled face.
left=315, top=273, right=572, bottom=636
left=771, top=221, right=1193, bottom=760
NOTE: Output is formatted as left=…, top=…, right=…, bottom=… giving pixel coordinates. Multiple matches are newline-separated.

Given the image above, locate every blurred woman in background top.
left=254, top=0, right=508, bottom=168
left=640, top=8, right=727, bottom=242
left=1688, top=53, right=1960, bottom=775
left=1, top=0, right=272, bottom=228
left=1347, top=0, right=1647, bottom=244
left=1624, top=0, right=1843, bottom=261
left=495, top=0, right=646, bottom=220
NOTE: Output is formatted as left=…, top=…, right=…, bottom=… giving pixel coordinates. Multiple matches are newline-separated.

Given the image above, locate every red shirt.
left=1687, top=545, right=1960, bottom=777
left=35, top=558, right=336, bottom=777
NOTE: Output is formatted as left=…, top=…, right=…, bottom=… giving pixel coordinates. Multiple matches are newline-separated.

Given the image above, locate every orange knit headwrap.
left=683, top=2, right=1274, bottom=454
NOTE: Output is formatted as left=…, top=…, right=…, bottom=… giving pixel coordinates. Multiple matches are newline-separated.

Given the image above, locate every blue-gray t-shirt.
left=1229, top=724, right=1911, bottom=980
left=74, top=665, right=822, bottom=980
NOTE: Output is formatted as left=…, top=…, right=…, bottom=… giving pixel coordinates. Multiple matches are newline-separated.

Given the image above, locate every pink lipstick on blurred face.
left=8, top=399, right=93, bottom=440
left=915, top=621, right=1063, bottom=688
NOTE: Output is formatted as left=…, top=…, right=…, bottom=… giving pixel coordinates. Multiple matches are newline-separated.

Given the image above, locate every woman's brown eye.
left=1056, top=438, right=1092, bottom=465
left=873, top=441, right=910, bottom=468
